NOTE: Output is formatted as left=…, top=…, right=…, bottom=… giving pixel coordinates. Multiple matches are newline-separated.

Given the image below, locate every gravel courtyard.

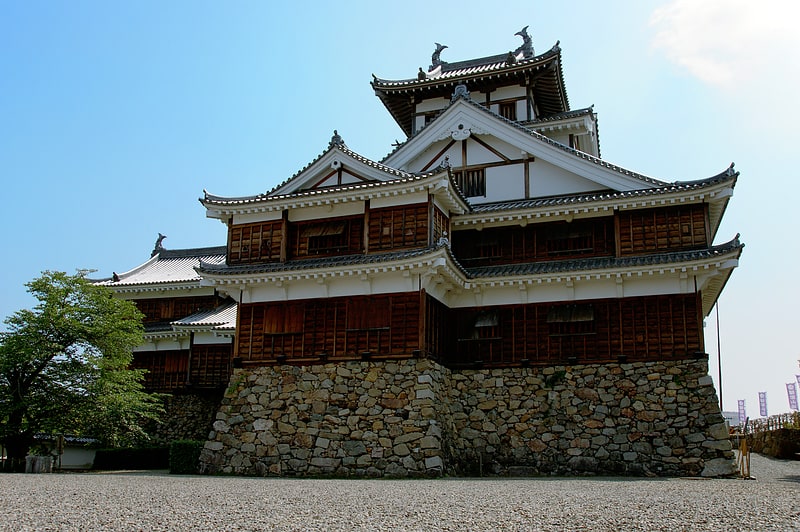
left=3, top=454, right=798, bottom=531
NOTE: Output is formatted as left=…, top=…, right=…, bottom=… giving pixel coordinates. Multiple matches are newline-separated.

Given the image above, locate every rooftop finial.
left=417, top=67, right=427, bottom=80
left=451, top=84, right=470, bottom=102
left=329, top=130, right=345, bottom=149
left=431, top=42, right=448, bottom=69
left=152, top=233, right=166, bottom=257
left=514, top=26, right=534, bottom=58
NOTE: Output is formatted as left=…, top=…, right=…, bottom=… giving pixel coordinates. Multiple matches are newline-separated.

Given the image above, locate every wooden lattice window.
left=499, top=101, right=517, bottom=121
left=546, top=224, right=594, bottom=256
left=304, top=222, right=347, bottom=254
left=453, top=168, right=486, bottom=197
left=547, top=304, right=595, bottom=336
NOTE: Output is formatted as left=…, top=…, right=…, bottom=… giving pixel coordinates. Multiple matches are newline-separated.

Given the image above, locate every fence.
left=744, top=412, right=800, bottom=434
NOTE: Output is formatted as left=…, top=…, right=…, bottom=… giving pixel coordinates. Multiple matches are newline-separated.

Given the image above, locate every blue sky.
left=2, top=1, right=799, bottom=416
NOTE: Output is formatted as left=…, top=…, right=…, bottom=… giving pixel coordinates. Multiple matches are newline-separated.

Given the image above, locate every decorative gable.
left=269, top=132, right=415, bottom=197
left=383, top=96, right=663, bottom=204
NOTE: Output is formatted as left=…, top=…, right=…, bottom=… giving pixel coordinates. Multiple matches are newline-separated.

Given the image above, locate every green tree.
left=0, top=271, right=163, bottom=471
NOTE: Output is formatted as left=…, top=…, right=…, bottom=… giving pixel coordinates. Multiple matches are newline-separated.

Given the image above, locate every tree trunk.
left=2, top=432, right=33, bottom=473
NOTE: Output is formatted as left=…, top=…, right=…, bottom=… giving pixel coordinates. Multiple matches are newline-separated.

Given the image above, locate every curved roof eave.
left=463, top=234, right=743, bottom=284
left=453, top=163, right=738, bottom=227
left=372, top=43, right=563, bottom=90
left=201, top=167, right=470, bottom=217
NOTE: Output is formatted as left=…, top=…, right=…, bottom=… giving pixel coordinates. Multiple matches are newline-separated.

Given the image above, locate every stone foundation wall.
left=147, top=391, right=224, bottom=445
left=748, top=429, right=800, bottom=459
left=199, top=359, right=735, bottom=477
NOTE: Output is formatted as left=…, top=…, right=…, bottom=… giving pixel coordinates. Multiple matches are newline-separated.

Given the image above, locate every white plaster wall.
left=416, top=97, right=448, bottom=113
left=243, top=272, right=422, bottom=303
left=125, top=287, right=216, bottom=301
left=234, top=211, right=282, bottom=224
left=530, top=159, right=606, bottom=197
left=288, top=202, right=364, bottom=222
left=404, top=139, right=461, bottom=172
left=482, top=164, right=525, bottom=203
left=134, top=338, right=187, bottom=352
left=492, top=86, right=526, bottom=100
left=371, top=191, right=428, bottom=209
left=192, top=331, right=231, bottom=345
left=60, top=448, right=96, bottom=470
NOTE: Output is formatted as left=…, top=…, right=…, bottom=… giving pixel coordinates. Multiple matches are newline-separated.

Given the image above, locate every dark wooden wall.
left=617, top=204, right=708, bottom=255
left=227, top=202, right=449, bottom=264
left=425, top=293, right=704, bottom=368
left=453, top=217, right=615, bottom=266
left=131, top=350, right=189, bottom=392
left=228, top=220, right=283, bottom=264
left=135, top=296, right=224, bottom=323
left=132, top=344, right=233, bottom=392
left=236, top=293, right=421, bottom=364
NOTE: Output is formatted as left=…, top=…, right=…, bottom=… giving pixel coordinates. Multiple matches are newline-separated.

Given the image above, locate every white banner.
left=788, top=383, right=799, bottom=411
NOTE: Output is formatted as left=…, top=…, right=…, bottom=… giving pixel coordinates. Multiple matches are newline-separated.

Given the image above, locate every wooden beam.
left=421, top=139, right=456, bottom=172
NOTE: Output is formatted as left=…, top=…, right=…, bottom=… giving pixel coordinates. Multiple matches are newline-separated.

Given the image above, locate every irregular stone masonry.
left=199, top=359, right=736, bottom=477
left=147, top=391, right=224, bottom=445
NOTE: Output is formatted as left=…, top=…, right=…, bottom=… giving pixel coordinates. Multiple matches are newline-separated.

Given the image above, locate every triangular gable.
left=383, top=97, right=666, bottom=199
left=270, top=141, right=416, bottom=198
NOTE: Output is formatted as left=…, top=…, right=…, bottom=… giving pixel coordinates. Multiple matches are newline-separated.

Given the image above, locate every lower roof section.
left=197, top=237, right=742, bottom=316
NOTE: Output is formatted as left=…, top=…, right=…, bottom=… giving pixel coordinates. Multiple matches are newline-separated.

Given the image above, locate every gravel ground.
left=2, top=453, right=798, bottom=531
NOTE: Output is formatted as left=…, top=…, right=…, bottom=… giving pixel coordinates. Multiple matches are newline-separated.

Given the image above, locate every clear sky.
left=2, top=1, right=799, bottom=417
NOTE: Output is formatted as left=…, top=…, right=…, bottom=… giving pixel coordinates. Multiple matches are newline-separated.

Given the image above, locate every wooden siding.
left=428, top=293, right=703, bottom=368
left=228, top=220, right=283, bottom=265
left=618, top=205, right=708, bottom=255
left=368, top=203, right=430, bottom=251
left=452, top=218, right=615, bottom=267
left=135, top=296, right=223, bottom=323
left=236, top=293, right=421, bottom=364
left=189, top=344, right=232, bottom=388
left=131, top=350, right=188, bottom=392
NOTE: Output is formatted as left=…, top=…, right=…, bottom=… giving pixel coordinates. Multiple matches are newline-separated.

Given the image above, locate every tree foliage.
left=0, top=271, right=163, bottom=470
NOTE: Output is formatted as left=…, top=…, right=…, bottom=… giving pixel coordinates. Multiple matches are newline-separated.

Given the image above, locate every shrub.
left=93, top=446, right=170, bottom=470
left=169, top=440, right=204, bottom=474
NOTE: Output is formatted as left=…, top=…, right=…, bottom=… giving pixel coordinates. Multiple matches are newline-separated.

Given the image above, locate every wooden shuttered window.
left=368, top=203, right=430, bottom=251
left=291, top=216, right=363, bottom=258
left=228, top=221, right=282, bottom=265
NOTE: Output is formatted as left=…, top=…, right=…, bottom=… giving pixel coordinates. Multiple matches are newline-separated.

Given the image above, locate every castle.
left=101, top=29, right=741, bottom=477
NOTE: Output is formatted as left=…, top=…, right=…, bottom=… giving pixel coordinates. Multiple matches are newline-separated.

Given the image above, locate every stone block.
left=425, top=456, right=443, bottom=470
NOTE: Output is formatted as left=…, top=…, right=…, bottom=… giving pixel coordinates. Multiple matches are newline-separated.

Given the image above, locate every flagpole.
left=717, top=302, right=723, bottom=411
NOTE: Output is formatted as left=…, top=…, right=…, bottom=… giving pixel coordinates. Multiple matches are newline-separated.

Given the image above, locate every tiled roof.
left=456, top=96, right=666, bottom=188
left=172, top=302, right=237, bottom=330
left=197, top=246, right=449, bottom=276
left=98, top=246, right=226, bottom=287
left=196, top=236, right=742, bottom=284
left=467, top=164, right=738, bottom=215
left=202, top=143, right=439, bottom=207
left=372, top=43, right=568, bottom=136
left=372, top=43, right=561, bottom=90
left=520, top=106, right=595, bottom=126
left=464, top=236, right=743, bottom=279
